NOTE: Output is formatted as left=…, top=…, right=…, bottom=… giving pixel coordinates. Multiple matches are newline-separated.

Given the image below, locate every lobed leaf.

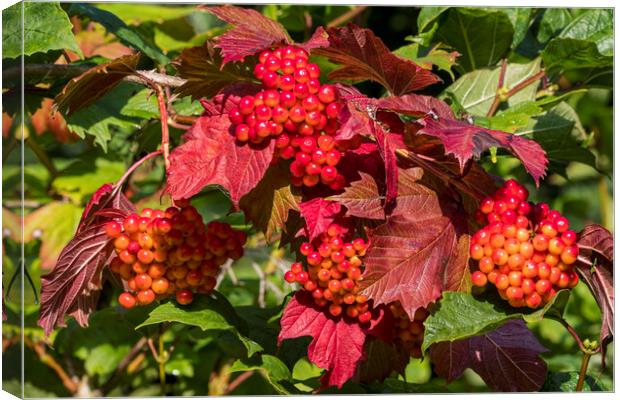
left=298, top=198, right=342, bottom=242
left=230, top=354, right=296, bottom=395
left=416, top=114, right=548, bottom=186
left=165, top=114, right=274, bottom=207
left=240, top=163, right=301, bottom=243
left=369, top=122, right=398, bottom=213
left=422, top=290, right=570, bottom=352
left=54, top=54, right=140, bottom=116
left=430, top=320, right=548, bottom=391
left=376, top=94, right=454, bottom=120
left=360, top=168, right=469, bottom=319
left=137, top=292, right=262, bottom=357
left=173, top=41, right=256, bottom=101
left=278, top=292, right=367, bottom=389
left=205, top=5, right=292, bottom=65
left=575, top=224, right=614, bottom=364
left=315, top=24, right=441, bottom=96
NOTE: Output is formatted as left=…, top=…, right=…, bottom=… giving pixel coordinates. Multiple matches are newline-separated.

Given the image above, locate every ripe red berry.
left=176, top=289, right=194, bottom=305
left=119, top=292, right=136, bottom=309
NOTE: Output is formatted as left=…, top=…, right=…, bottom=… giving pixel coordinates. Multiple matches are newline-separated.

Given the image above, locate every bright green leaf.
left=442, top=57, right=541, bottom=116
left=537, top=8, right=573, bottom=44
left=93, top=3, right=195, bottom=25
left=542, top=371, right=606, bottom=392
left=230, top=354, right=296, bottom=394
left=3, top=2, right=82, bottom=59
left=422, top=290, right=570, bottom=352
left=558, top=9, right=613, bottom=55
left=417, top=7, right=449, bottom=32
left=52, top=157, right=125, bottom=204
left=500, top=8, right=535, bottom=48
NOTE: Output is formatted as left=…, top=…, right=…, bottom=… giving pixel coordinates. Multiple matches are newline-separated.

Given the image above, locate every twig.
left=168, top=119, right=191, bottom=131
left=170, top=114, right=198, bottom=125
left=225, top=371, right=254, bottom=394
left=3, top=64, right=187, bottom=88
left=251, top=262, right=266, bottom=308
left=486, top=59, right=508, bottom=117
left=153, top=85, right=171, bottom=170
left=558, top=318, right=586, bottom=353
left=115, top=150, right=162, bottom=188
left=24, top=337, right=78, bottom=394
left=576, top=352, right=592, bottom=391
left=100, top=337, right=147, bottom=395
left=505, top=70, right=546, bottom=98
left=327, top=6, right=368, bottom=27
left=26, top=136, right=58, bottom=178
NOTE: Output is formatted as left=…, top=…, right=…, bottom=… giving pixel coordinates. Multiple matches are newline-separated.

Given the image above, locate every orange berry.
left=118, top=292, right=136, bottom=309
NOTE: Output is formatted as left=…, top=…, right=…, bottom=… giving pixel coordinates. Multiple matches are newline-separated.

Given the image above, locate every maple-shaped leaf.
left=79, top=183, right=135, bottom=229
left=298, top=198, right=342, bottom=242
left=165, top=114, right=274, bottom=207
left=360, top=168, right=468, bottom=319
left=430, top=320, right=548, bottom=392
left=300, top=26, right=330, bottom=53
left=376, top=94, right=454, bottom=120
left=278, top=292, right=367, bottom=388
left=204, top=5, right=292, bottom=65
left=416, top=114, right=548, bottom=186
left=173, top=41, right=256, bottom=101
left=314, top=24, right=441, bottom=96
left=240, top=163, right=301, bottom=243
left=54, top=53, right=140, bottom=116
left=38, top=207, right=128, bottom=336
left=576, top=224, right=614, bottom=365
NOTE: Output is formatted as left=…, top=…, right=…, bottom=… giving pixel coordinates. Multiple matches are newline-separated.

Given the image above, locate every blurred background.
left=2, top=3, right=613, bottom=396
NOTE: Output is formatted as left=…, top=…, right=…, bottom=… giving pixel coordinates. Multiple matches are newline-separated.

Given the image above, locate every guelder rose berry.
left=105, top=202, right=247, bottom=308
left=470, top=179, right=579, bottom=309
left=228, top=45, right=350, bottom=189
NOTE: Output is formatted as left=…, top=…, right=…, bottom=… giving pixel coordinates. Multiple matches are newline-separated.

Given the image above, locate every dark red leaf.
left=315, top=24, right=441, bottom=95
left=79, top=183, right=135, bottom=230
left=330, top=172, right=385, bottom=220
left=376, top=94, right=454, bottom=120
left=278, top=292, right=367, bottom=388
left=205, top=5, right=292, bottom=65
left=173, top=41, right=256, bottom=101
left=360, top=168, right=467, bottom=319
left=300, top=26, right=329, bottom=53
left=165, top=114, right=274, bottom=207
left=38, top=208, right=128, bottom=336
left=370, top=122, right=398, bottom=212
left=354, top=337, right=409, bottom=384
left=576, top=224, right=614, bottom=364
left=298, top=198, right=342, bottom=241
left=417, top=114, right=548, bottom=186
left=430, top=320, right=548, bottom=392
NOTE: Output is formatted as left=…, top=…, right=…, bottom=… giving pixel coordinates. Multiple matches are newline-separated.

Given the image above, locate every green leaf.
left=477, top=101, right=544, bottom=133
left=518, top=102, right=597, bottom=174
left=417, top=7, right=449, bottom=32
left=230, top=354, right=296, bottom=394
left=543, top=38, right=613, bottom=72
left=500, top=8, right=535, bottom=48
left=536, top=8, right=573, bottom=44
left=120, top=88, right=160, bottom=119
left=435, top=8, right=514, bottom=72
left=68, top=3, right=169, bottom=65
left=422, top=290, right=570, bottom=352
left=93, top=3, right=195, bottom=25
left=3, top=2, right=82, bottom=59
left=558, top=9, right=613, bottom=55
left=541, top=371, right=606, bottom=392
left=442, top=57, right=541, bottom=116
left=394, top=43, right=459, bottom=80
left=136, top=292, right=263, bottom=357
left=66, top=83, right=142, bottom=151
left=52, top=157, right=126, bottom=204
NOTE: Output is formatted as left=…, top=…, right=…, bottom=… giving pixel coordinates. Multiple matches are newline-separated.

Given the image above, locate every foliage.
left=2, top=3, right=613, bottom=397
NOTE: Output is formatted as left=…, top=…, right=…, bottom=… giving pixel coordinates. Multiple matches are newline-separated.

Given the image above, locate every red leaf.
left=165, top=114, right=274, bottom=207
left=417, top=114, right=548, bottom=186
left=354, top=337, right=409, bottom=384
left=376, top=94, right=454, bottom=120
left=205, top=5, right=292, bottom=65
left=360, top=168, right=467, bottom=318
left=79, top=183, right=135, bottom=230
left=173, top=41, right=256, bottom=101
left=576, top=224, right=614, bottom=364
left=38, top=208, right=128, bottom=336
left=278, top=292, right=367, bottom=388
left=300, top=26, right=329, bottom=53
left=330, top=172, right=385, bottom=220
left=430, top=320, right=548, bottom=392
left=315, top=24, right=441, bottom=95
left=370, top=122, right=398, bottom=212
left=298, top=198, right=342, bottom=241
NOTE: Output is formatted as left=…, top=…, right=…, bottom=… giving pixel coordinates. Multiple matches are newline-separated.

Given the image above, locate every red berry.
left=176, top=289, right=194, bottom=305
left=118, top=292, right=136, bottom=309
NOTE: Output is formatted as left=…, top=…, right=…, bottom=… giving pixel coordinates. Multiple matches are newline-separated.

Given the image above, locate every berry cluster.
left=389, top=303, right=428, bottom=359
left=470, top=180, right=579, bottom=308
left=228, top=45, right=346, bottom=189
left=105, top=202, right=247, bottom=308
left=284, top=223, right=372, bottom=323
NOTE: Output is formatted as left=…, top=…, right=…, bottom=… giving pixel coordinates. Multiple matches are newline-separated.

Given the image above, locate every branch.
left=115, top=150, right=162, bottom=188
left=24, top=337, right=78, bottom=395
left=487, top=58, right=508, bottom=117
left=225, top=371, right=254, bottom=394
left=100, top=337, right=147, bottom=395
left=152, top=85, right=171, bottom=170
left=4, top=64, right=186, bottom=88
left=327, top=6, right=368, bottom=27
